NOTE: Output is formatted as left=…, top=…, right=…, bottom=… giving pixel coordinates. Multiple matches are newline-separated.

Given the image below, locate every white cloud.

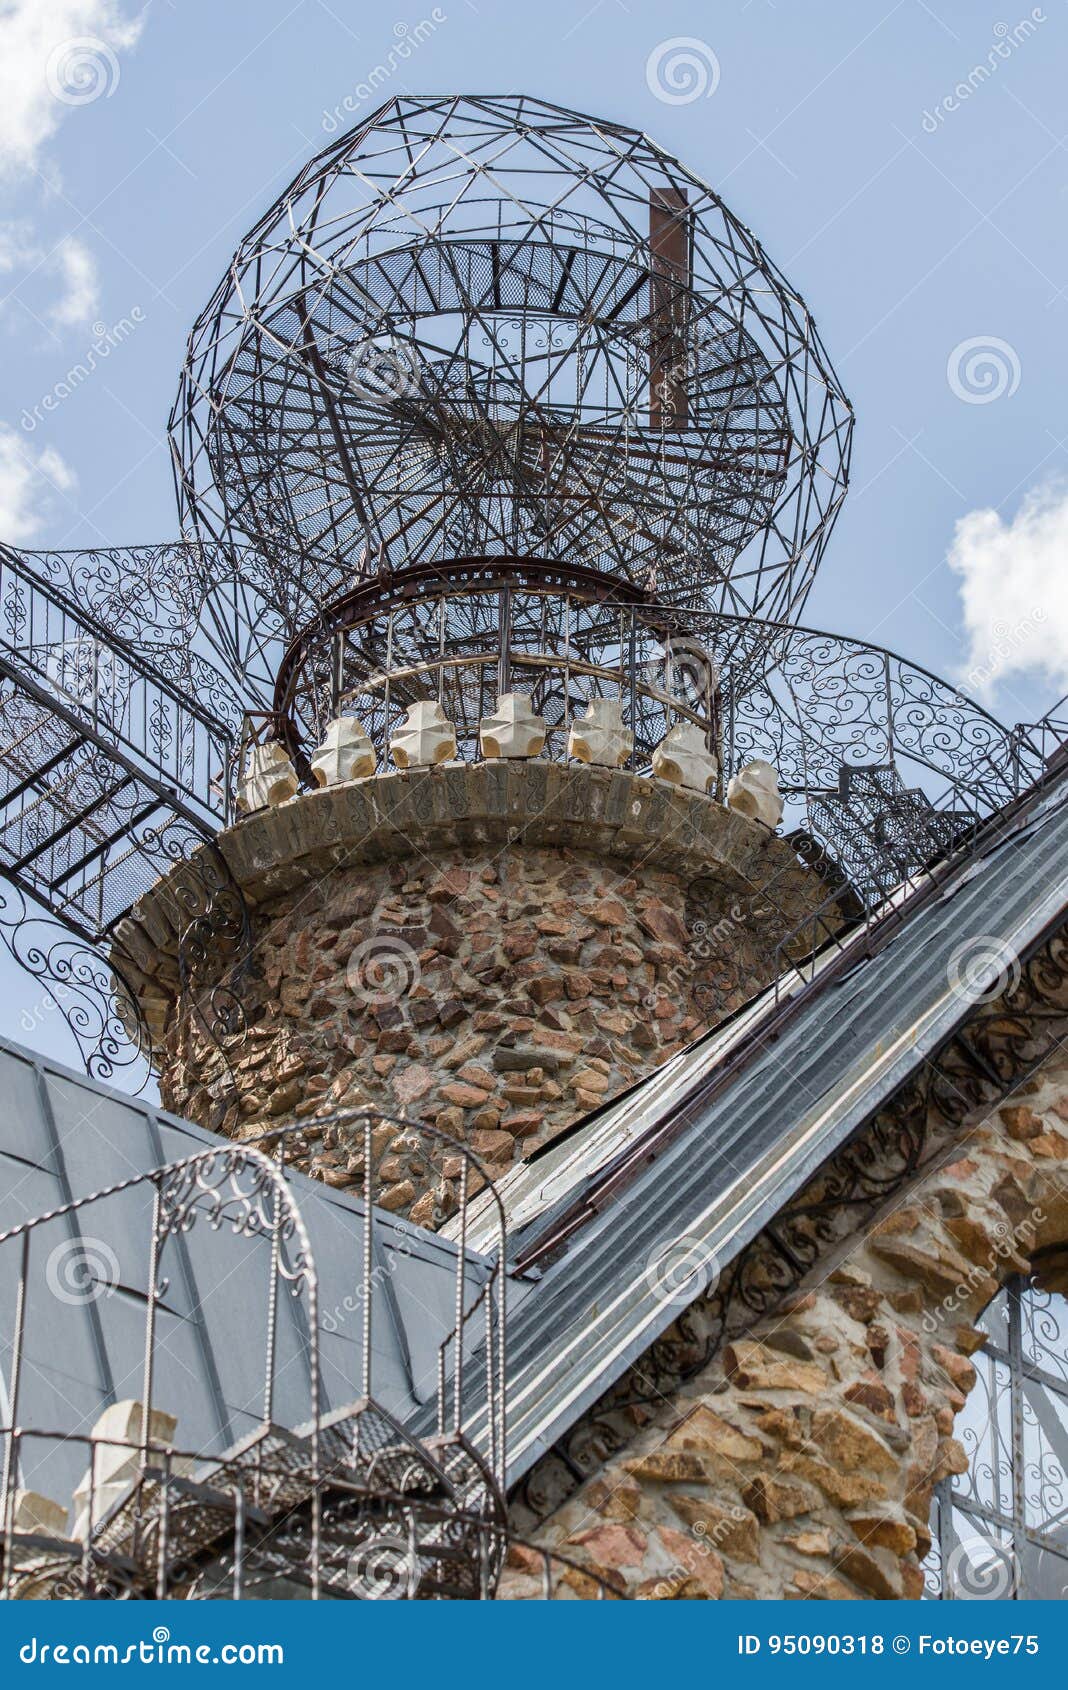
left=0, top=223, right=99, bottom=328
left=48, top=235, right=98, bottom=326
left=949, top=481, right=1068, bottom=705
left=0, top=423, right=76, bottom=543
left=0, top=0, right=143, bottom=178
left=0, top=220, right=35, bottom=276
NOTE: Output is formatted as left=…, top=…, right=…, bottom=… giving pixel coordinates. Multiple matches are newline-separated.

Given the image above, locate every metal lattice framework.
left=0, top=90, right=1060, bottom=1083
left=172, top=94, right=852, bottom=654
left=0, top=537, right=1057, bottom=1078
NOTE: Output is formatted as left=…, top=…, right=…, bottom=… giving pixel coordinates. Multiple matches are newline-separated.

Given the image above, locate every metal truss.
left=0, top=544, right=233, bottom=928
left=0, top=91, right=1057, bottom=1088
left=0, top=532, right=1054, bottom=1080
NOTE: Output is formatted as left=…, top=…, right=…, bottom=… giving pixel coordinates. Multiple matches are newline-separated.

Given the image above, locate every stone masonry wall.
left=501, top=1055, right=1068, bottom=1600
left=121, top=764, right=831, bottom=1227
left=160, top=843, right=795, bottom=1228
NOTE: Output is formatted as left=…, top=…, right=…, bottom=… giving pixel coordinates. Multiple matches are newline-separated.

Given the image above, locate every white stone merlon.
left=7, top=1490, right=74, bottom=1591
left=567, top=698, right=633, bottom=768
left=479, top=693, right=546, bottom=760
left=727, top=759, right=784, bottom=829
left=651, top=722, right=719, bottom=794
left=310, top=715, right=376, bottom=786
left=390, top=701, right=457, bottom=769
left=10, top=1489, right=71, bottom=1542
left=237, top=742, right=299, bottom=812
left=71, top=1400, right=181, bottom=1540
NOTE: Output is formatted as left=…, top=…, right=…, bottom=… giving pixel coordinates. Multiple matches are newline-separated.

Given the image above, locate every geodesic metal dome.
left=171, top=93, right=852, bottom=631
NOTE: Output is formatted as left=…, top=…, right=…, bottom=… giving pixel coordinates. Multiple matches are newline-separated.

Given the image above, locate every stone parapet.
left=116, top=763, right=831, bottom=1225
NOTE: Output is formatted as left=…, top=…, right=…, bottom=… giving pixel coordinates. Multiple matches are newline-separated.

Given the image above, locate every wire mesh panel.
left=0, top=91, right=1061, bottom=1090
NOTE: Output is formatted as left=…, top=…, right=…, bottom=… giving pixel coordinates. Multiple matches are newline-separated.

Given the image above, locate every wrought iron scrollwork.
left=926, top=1275, right=1068, bottom=1600
left=155, top=1146, right=314, bottom=1302
left=0, top=1114, right=516, bottom=1600
left=114, top=815, right=254, bottom=1058
left=0, top=879, right=150, bottom=1085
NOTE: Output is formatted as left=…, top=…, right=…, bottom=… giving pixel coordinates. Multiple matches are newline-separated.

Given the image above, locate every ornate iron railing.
left=0, top=532, right=1057, bottom=1083
left=0, top=1114, right=512, bottom=1601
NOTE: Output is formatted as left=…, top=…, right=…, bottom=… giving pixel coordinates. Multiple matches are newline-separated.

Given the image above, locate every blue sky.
left=1, top=0, right=1066, bottom=1065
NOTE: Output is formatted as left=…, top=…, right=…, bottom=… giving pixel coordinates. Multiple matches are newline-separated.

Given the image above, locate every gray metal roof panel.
left=0, top=1038, right=514, bottom=1506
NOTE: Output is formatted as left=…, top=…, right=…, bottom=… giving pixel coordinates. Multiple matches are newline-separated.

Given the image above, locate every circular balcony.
left=272, top=558, right=721, bottom=785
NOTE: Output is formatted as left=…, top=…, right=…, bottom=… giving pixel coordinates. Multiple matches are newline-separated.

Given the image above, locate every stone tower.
left=118, top=748, right=829, bottom=1224
left=111, top=95, right=851, bottom=1225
